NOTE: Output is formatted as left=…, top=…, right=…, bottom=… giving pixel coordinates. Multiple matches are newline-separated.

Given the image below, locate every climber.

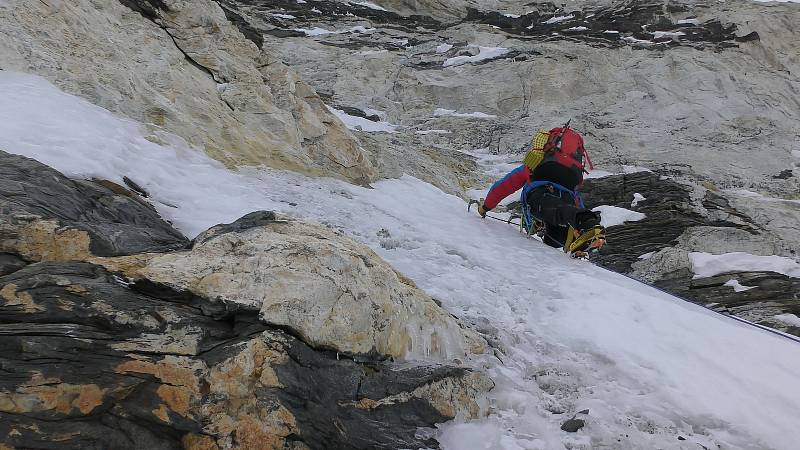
left=476, top=125, right=605, bottom=257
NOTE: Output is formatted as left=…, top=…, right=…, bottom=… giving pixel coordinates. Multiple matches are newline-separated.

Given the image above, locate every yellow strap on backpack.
left=523, top=129, right=550, bottom=170
left=531, top=129, right=550, bottom=151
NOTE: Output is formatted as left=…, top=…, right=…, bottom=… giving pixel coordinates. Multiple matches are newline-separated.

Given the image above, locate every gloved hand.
left=477, top=201, right=489, bottom=218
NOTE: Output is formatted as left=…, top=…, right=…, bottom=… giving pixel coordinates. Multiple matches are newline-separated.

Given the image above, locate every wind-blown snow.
left=690, top=252, right=800, bottom=279
left=443, top=47, right=509, bottom=67
left=4, top=71, right=800, bottom=450
left=325, top=106, right=398, bottom=133
left=592, top=205, right=646, bottom=227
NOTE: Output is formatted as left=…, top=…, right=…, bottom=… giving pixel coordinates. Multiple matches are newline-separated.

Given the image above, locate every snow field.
left=3, top=72, right=800, bottom=449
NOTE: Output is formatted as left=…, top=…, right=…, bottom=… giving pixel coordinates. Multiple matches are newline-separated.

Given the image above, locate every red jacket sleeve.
left=484, top=165, right=530, bottom=210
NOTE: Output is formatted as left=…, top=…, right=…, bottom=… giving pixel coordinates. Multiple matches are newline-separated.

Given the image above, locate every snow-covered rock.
left=0, top=0, right=375, bottom=184
left=133, top=212, right=487, bottom=360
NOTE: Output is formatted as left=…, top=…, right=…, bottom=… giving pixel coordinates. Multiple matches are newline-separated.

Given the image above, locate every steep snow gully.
left=2, top=72, right=800, bottom=449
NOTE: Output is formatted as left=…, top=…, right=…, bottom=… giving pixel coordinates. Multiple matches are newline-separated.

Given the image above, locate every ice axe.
left=468, top=198, right=520, bottom=225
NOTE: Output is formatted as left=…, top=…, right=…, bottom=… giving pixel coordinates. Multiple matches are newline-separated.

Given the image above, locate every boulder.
left=0, top=150, right=188, bottom=260
left=0, top=261, right=492, bottom=449
left=127, top=211, right=487, bottom=360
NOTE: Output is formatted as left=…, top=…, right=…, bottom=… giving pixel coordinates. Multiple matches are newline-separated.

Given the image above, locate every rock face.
left=578, top=171, right=800, bottom=335
left=0, top=155, right=491, bottom=449
left=129, top=211, right=486, bottom=360
left=228, top=0, right=799, bottom=197
left=0, top=0, right=375, bottom=184
left=0, top=262, right=492, bottom=450
left=0, top=150, right=188, bottom=260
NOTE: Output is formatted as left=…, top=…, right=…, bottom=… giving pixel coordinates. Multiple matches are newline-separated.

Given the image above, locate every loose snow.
left=677, top=18, right=700, bottom=25
left=775, top=314, right=800, bottom=327
left=443, top=47, right=509, bottom=67
left=326, top=106, right=398, bottom=133
left=565, top=26, right=589, bottom=32
left=271, top=13, right=296, bottom=19
left=4, top=71, right=800, bottom=450
left=690, top=252, right=800, bottom=279
left=592, top=205, right=646, bottom=227
left=433, top=108, right=497, bottom=119
left=631, top=192, right=646, bottom=207
left=723, top=279, right=757, bottom=292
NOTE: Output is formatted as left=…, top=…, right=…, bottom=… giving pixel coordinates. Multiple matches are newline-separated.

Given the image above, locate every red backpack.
left=542, top=127, right=594, bottom=177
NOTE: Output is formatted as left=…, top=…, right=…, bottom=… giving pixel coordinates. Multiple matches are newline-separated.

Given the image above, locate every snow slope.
left=3, top=72, right=800, bottom=449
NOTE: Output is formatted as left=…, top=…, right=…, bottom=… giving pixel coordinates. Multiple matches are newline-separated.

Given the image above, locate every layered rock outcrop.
left=0, top=150, right=188, bottom=260
left=0, top=262, right=491, bottom=449
left=0, top=0, right=375, bottom=183
left=0, top=154, right=491, bottom=449
left=579, top=171, right=800, bottom=335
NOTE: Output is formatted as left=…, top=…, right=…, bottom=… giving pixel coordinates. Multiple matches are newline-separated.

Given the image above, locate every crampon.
left=567, top=225, right=606, bottom=259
